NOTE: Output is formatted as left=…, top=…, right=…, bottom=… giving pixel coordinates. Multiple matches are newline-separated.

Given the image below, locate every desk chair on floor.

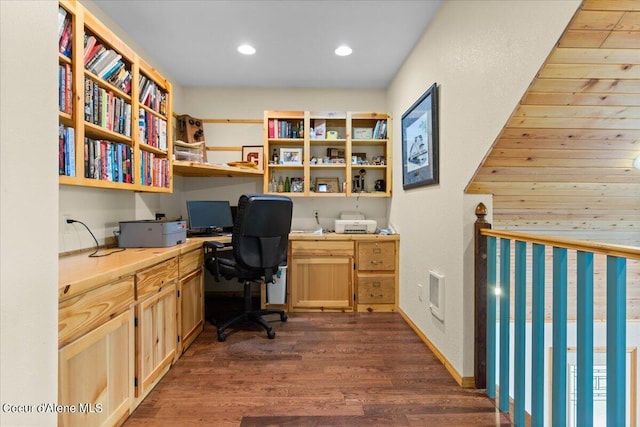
left=204, top=194, right=292, bottom=341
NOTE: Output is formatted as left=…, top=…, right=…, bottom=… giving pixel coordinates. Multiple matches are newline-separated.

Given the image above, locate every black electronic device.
left=186, top=200, right=234, bottom=236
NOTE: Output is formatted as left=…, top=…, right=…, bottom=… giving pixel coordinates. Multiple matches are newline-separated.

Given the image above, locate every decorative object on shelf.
left=327, top=148, right=344, bottom=160
left=353, top=128, right=373, bottom=139
left=291, top=178, right=304, bottom=193
left=372, top=155, right=385, bottom=165
left=176, top=115, right=205, bottom=144
left=242, top=145, right=264, bottom=171
left=375, top=179, right=386, bottom=192
left=353, top=168, right=367, bottom=192
left=401, top=82, right=439, bottom=189
left=280, top=148, right=303, bottom=165
left=316, top=177, right=340, bottom=193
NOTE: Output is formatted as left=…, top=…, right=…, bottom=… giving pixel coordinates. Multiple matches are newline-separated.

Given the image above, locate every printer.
left=334, top=212, right=377, bottom=234
left=118, top=219, right=187, bottom=248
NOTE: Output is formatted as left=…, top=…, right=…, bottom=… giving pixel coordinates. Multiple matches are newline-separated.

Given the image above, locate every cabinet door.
left=290, top=256, right=353, bottom=311
left=58, top=310, right=134, bottom=427
left=135, top=283, right=176, bottom=401
left=178, top=269, right=203, bottom=355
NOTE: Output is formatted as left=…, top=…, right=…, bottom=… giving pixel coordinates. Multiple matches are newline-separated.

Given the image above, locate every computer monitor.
left=186, top=200, right=234, bottom=236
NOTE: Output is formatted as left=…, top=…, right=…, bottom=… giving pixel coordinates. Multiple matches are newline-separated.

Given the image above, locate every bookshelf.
left=58, top=0, right=172, bottom=192
left=263, top=111, right=392, bottom=197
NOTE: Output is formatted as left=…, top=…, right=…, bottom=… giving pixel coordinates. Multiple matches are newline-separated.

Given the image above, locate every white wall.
left=0, top=1, right=58, bottom=425
left=387, top=0, right=580, bottom=378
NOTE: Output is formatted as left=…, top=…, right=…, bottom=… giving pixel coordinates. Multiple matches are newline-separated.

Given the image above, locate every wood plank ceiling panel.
left=466, top=0, right=640, bottom=246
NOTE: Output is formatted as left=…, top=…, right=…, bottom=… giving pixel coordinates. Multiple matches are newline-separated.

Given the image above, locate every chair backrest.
left=231, top=194, right=293, bottom=282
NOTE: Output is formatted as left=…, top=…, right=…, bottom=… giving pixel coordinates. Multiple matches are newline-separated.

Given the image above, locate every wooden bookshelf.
left=58, top=0, right=173, bottom=192
left=263, top=111, right=392, bottom=197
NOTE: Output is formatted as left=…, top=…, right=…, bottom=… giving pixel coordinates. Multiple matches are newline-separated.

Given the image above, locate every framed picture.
left=242, top=145, right=264, bottom=171
left=315, top=177, right=340, bottom=193
left=401, top=82, right=439, bottom=189
left=280, top=147, right=303, bottom=165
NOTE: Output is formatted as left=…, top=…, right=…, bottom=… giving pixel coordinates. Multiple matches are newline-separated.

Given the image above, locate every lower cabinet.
left=177, top=248, right=204, bottom=355
left=58, top=310, right=134, bottom=427
left=59, top=245, right=207, bottom=427
left=289, top=240, right=354, bottom=311
left=178, top=268, right=203, bottom=354
left=135, top=283, right=177, bottom=402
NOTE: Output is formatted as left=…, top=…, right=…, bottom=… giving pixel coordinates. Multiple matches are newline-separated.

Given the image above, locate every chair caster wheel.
left=217, top=332, right=226, bottom=342
left=267, top=329, right=276, bottom=339
left=281, top=313, right=288, bottom=322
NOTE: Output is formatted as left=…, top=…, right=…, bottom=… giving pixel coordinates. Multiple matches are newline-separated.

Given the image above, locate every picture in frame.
left=242, top=145, right=264, bottom=171
left=280, top=147, right=303, bottom=165
left=401, top=82, right=439, bottom=189
left=315, top=177, right=340, bottom=193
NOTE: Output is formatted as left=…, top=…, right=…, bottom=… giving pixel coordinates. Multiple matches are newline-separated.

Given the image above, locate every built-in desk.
left=285, top=233, right=400, bottom=313
left=57, top=232, right=398, bottom=427
left=57, top=237, right=218, bottom=427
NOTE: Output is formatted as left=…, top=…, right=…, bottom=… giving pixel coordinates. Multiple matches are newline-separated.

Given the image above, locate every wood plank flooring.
left=124, top=312, right=511, bottom=427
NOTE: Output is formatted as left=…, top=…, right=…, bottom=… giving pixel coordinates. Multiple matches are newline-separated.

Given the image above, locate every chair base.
left=215, top=280, right=287, bottom=342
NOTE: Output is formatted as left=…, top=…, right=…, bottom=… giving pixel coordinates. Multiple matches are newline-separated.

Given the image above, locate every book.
left=83, top=36, right=97, bottom=64
left=59, top=16, right=72, bottom=57
left=64, top=63, right=72, bottom=114
left=85, top=46, right=107, bottom=71
left=58, top=7, right=68, bottom=40
left=84, top=43, right=103, bottom=66
left=97, top=53, right=122, bottom=79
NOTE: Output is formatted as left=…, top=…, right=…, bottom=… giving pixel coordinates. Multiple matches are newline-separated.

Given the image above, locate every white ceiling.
left=92, top=0, right=443, bottom=89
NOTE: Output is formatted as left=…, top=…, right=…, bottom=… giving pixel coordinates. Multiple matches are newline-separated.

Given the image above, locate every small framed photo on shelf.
left=280, top=148, right=303, bottom=165
left=242, top=145, right=264, bottom=171
left=402, top=82, right=439, bottom=189
left=315, top=177, right=340, bottom=193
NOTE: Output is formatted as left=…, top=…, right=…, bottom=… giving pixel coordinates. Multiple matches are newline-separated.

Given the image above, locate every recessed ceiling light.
left=334, top=45, right=352, bottom=56
left=237, top=44, right=256, bottom=55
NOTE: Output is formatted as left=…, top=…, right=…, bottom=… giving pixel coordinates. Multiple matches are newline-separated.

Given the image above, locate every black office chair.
left=204, top=194, right=292, bottom=341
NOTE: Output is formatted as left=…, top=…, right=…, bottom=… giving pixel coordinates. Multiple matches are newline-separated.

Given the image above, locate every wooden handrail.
left=479, top=228, right=640, bottom=260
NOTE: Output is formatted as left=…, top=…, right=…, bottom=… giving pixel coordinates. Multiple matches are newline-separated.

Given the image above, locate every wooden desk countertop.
left=58, top=236, right=224, bottom=302
left=58, top=233, right=399, bottom=301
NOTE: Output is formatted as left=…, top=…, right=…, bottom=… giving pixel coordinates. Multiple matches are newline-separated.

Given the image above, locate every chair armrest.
left=203, top=240, right=226, bottom=252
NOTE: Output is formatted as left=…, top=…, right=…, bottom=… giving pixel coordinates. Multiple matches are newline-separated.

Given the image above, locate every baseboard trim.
left=398, top=308, right=475, bottom=388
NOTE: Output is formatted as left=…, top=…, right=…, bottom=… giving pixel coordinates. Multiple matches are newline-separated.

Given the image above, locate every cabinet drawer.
left=291, top=240, right=354, bottom=257
left=179, top=248, right=203, bottom=278
left=136, top=257, right=179, bottom=301
left=358, top=242, right=396, bottom=271
left=358, top=275, right=395, bottom=304
left=59, top=276, right=135, bottom=347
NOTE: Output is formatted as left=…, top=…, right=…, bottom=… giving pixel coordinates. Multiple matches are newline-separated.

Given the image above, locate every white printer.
left=334, top=212, right=377, bottom=234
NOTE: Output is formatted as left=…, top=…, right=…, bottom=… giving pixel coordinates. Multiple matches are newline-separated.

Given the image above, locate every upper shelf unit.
left=58, top=0, right=173, bottom=192
left=263, top=111, right=392, bottom=197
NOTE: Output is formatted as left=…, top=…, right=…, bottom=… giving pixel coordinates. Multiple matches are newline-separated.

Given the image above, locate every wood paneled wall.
left=466, top=0, right=640, bottom=247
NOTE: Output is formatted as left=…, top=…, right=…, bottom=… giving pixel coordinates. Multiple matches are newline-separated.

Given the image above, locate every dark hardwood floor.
left=124, top=311, right=511, bottom=426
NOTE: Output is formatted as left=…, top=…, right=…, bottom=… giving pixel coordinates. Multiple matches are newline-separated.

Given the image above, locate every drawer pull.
left=373, top=247, right=382, bottom=254
left=370, top=260, right=382, bottom=265
left=370, top=293, right=384, bottom=298
left=372, top=282, right=381, bottom=287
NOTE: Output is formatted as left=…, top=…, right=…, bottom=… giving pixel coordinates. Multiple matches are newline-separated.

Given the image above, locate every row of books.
left=59, top=63, right=72, bottom=115
left=84, top=78, right=132, bottom=137
left=58, top=7, right=72, bottom=58
left=84, top=34, right=132, bottom=95
left=139, top=75, right=168, bottom=116
left=59, top=124, right=76, bottom=177
left=268, top=119, right=303, bottom=139
left=372, top=120, right=387, bottom=139
left=84, top=138, right=134, bottom=183
left=139, top=109, right=168, bottom=151
left=140, top=152, right=169, bottom=188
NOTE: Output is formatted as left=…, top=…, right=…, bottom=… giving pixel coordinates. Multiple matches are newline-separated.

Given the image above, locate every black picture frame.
left=401, top=83, right=439, bottom=189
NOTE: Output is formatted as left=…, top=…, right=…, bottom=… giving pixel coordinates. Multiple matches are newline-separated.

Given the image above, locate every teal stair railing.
left=474, top=203, right=639, bottom=427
